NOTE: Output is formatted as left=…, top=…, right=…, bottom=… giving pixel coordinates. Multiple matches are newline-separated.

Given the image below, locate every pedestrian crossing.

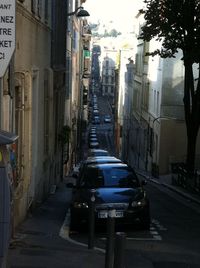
left=69, top=218, right=167, bottom=244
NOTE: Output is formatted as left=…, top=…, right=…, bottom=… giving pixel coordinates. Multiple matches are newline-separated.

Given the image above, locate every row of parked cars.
left=88, top=126, right=99, bottom=149
left=68, top=148, right=151, bottom=231
left=90, top=94, right=112, bottom=124
left=91, top=94, right=101, bottom=124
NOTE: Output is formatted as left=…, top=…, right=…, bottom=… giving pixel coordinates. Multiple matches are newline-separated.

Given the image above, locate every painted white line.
left=59, top=210, right=105, bottom=253
left=153, top=235, right=162, bottom=240
left=159, top=227, right=167, bottom=231
left=151, top=219, right=159, bottom=224
left=100, top=236, right=162, bottom=241
left=150, top=231, right=159, bottom=235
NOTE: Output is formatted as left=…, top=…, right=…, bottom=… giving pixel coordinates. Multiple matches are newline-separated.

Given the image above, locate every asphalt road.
left=78, top=94, right=200, bottom=267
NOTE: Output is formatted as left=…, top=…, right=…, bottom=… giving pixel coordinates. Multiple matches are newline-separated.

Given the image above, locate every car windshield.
left=79, top=166, right=139, bottom=188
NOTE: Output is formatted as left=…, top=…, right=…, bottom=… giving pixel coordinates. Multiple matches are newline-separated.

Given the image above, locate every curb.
left=150, top=178, right=200, bottom=206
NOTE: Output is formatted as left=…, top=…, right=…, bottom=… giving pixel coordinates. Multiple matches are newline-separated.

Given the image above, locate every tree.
left=110, top=29, right=118, bottom=37
left=139, top=0, right=200, bottom=173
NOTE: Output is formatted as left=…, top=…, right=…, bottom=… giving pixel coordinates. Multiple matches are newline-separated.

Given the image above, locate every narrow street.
left=7, top=95, right=200, bottom=268
left=69, top=94, right=200, bottom=267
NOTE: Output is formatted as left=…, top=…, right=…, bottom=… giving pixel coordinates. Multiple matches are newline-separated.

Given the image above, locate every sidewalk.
left=136, top=169, right=200, bottom=206
left=7, top=178, right=105, bottom=268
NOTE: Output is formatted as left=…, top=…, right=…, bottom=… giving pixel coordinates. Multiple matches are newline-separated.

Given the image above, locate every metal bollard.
left=113, top=232, right=126, bottom=268
left=105, top=209, right=116, bottom=268
left=88, top=189, right=96, bottom=249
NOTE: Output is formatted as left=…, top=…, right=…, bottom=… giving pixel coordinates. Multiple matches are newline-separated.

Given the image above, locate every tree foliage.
left=139, top=0, right=200, bottom=173
left=139, top=0, right=200, bottom=60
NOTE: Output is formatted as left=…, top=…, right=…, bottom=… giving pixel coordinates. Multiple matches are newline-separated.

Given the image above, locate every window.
left=153, top=90, right=156, bottom=113
left=73, top=30, right=79, bottom=51
left=156, top=91, right=159, bottom=115
left=66, top=55, right=72, bottom=99
left=37, top=0, right=42, bottom=18
left=149, top=128, right=153, bottom=156
left=31, top=0, right=42, bottom=18
left=31, top=0, right=37, bottom=14
left=135, top=52, right=142, bottom=75
left=80, top=167, right=139, bottom=188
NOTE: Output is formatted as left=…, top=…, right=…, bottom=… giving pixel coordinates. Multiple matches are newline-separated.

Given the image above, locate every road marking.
left=153, top=235, right=162, bottom=240
left=150, top=231, right=159, bottom=235
left=100, top=236, right=162, bottom=241
left=59, top=210, right=105, bottom=253
left=151, top=218, right=168, bottom=231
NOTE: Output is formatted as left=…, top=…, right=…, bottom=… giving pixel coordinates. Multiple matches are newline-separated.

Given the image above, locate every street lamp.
left=67, top=6, right=90, bottom=17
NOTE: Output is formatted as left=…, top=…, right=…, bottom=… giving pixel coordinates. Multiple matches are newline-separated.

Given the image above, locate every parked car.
left=69, top=163, right=150, bottom=230
left=104, top=114, right=112, bottom=123
left=89, top=133, right=97, bottom=139
left=92, top=116, right=100, bottom=124
left=93, top=109, right=99, bottom=116
left=89, top=137, right=98, bottom=143
left=88, top=149, right=109, bottom=157
left=89, top=141, right=99, bottom=149
left=89, top=129, right=96, bottom=134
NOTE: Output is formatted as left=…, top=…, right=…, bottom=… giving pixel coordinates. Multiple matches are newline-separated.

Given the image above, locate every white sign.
left=0, top=1, right=15, bottom=77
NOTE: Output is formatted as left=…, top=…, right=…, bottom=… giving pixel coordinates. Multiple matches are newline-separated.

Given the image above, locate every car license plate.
left=98, top=211, right=124, bottom=218
left=115, top=211, right=124, bottom=218
left=98, top=211, right=108, bottom=218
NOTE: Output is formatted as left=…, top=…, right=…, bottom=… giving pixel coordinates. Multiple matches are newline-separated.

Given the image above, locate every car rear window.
left=79, top=166, right=139, bottom=188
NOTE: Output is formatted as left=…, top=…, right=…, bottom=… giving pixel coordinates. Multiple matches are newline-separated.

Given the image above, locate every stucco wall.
left=13, top=3, right=53, bottom=226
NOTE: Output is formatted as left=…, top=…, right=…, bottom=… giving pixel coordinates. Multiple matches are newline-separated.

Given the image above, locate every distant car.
left=93, top=109, right=99, bottom=115
left=89, top=141, right=99, bottom=149
left=88, top=149, right=110, bottom=157
left=89, top=134, right=97, bottom=139
left=69, top=163, right=150, bottom=230
left=104, top=115, right=112, bottom=123
left=92, top=116, right=100, bottom=124
left=89, top=137, right=98, bottom=144
left=89, top=129, right=96, bottom=133
left=83, top=156, right=122, bottom=166
left=90, top=126, right=96, bottom=131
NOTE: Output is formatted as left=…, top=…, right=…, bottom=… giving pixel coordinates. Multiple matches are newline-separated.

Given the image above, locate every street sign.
left=0, top=1, right=16, bottom=77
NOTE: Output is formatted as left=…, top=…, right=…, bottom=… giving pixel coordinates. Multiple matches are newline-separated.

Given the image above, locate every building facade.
left=120, top=10, right=200, bottom=175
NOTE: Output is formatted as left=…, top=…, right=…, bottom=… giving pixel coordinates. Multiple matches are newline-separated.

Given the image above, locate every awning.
left=0, top=130, right=18, bottom=145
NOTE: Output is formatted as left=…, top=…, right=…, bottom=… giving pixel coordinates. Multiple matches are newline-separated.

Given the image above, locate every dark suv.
left=69, top=163, right=150, bottom=230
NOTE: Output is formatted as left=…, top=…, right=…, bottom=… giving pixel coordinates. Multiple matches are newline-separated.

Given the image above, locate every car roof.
left=89, top=149, right=109, bottom=153
left=85, top=156, right=121, bottom=164
left=86, top=162, right=130, bottom=169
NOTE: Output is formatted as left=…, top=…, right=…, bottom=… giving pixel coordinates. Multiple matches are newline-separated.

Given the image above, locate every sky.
left=83, top=0, right=144, bottom=33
